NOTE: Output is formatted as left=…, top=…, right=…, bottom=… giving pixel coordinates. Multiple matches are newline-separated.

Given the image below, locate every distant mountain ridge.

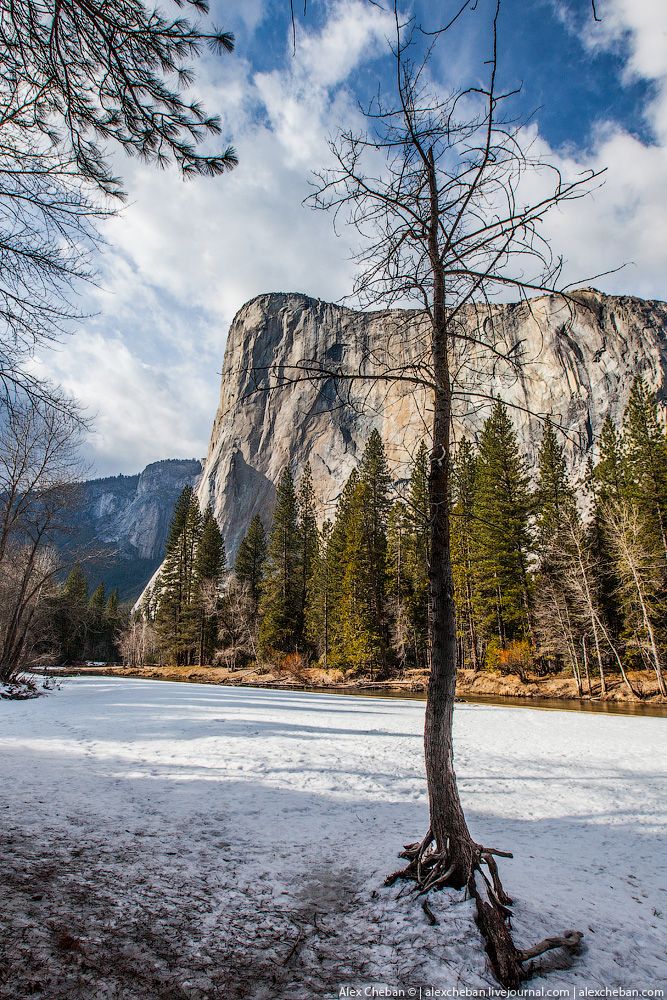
left=61, top=458, right=202, bottom=601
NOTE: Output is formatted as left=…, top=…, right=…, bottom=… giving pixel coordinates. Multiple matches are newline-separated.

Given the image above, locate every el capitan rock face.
left=197, top=289, right=667, bottom=559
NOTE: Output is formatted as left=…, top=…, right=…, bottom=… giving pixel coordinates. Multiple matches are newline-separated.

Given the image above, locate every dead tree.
left=253, top=3, right=596, bottom=986
left=559, top=511, right=638, bottom=698
left=604, top=499, right=667, bottom=697
left=0, top=400, right=85, bottom=680
left=534, top=574, right=584, bottom=694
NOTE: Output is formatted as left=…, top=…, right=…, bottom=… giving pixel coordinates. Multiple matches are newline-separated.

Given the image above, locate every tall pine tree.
left=194, top=507, right=226, bottom=665
left=473, top=401, right=535, bottom=652
left=296, top=463, right=319, bottom=649
left=258, top=467, right=301, bottom=655
left=593, top=415, right=626, bottom=503
left=402, top=440, right=431, bottom=669
left=234, top=514, right=267, bottom=611
left=358, top=430, right=391, bottom=672
left=535, top=416, right=574, bottom=549
left=331, top=477, right=385, bottom=674
left=622, top=377, right=667, bottom=560
left=155, top=487, right=203, bottom=664
left=451, top=438, right=480, bottom=670
left=56, top=563, right=89, bottom=662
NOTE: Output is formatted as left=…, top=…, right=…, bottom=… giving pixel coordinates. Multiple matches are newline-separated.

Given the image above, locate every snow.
left=1, top=678, right=666, bottom=999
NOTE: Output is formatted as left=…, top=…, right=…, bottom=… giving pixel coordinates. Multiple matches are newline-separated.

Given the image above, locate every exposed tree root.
left=385, top=834, right=583, bottom=989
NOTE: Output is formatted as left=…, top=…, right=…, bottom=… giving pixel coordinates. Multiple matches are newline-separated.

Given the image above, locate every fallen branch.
left=519, top=931, right=583, bottom=961
left=281, top=923, right=303, bottom=966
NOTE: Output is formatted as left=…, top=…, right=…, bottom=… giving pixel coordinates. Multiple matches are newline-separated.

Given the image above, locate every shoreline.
left=43, top=663, right=666, bottom=710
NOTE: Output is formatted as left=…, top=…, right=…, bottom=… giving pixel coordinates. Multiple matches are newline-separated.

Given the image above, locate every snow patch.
left=0, top=678, right=665, bottom=997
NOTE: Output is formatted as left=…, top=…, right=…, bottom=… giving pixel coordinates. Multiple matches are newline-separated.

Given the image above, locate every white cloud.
left=533, top=0, right=667, bottom=294
left=32, top=0, right=667, bottom=478
left=297, top=0, right=393, bottom=88
left=34, top=2, right=392, bottom=476
left=585, top=0, right=667, bottom=81
left=34, top=330, right=217, bottom=475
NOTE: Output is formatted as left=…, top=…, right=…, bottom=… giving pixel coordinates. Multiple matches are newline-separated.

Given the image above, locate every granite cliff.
left=197, top=289, right=667, bottom=559
left=60, top=458, right=202, bottom=600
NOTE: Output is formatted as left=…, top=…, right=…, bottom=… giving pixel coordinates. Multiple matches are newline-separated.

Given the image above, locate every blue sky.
left=32, top=0, right=667, bottom=476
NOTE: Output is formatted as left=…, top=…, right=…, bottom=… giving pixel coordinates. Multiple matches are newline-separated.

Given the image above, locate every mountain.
left=62, top=458, right=202, bottom=601
left=196, top=288, right=667, bottom=559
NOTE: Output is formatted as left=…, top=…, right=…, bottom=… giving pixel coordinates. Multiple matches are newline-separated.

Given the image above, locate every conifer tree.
left=325, top=468, right=359, bottom=608
left=195, top=508, right=226, bottom=583
left=473, top=401, right=535, bottom=652
left=622, top=377, right=667, bottom=560
left=402, top=440, right=431, bottom=669
left=87, top=582, right=107, bottom=660
left=387, top=500, right=411, bottom=667
left=296, top=463, right=319, bottom=648
left=532, top=418, right=578, bottom=674
left=57, top=563, right=89, bottom=662
left=331, top=477, right=384, bottom=674
left=234, top=514, right=267, bottom=610
left=104, top=588, right=120, bottom=661
left=194, top=507, right=226, bottom=665
left=306, top=520, right=333, bottom=663
left=358, top=430, right=391, bottom=672
left=593, top=415, right=626, bottom=503
left=590, top=416, right=628, bottom=638
left=155, top=487, right=203, bottom=664
left=258, top=467, right=301, bottom=654
left=451, top=438, right=480, bottom=670
left=535, top=417, right=574, bottom=549
left=311, top=469, right=359, bottom=666
left=165, top=486, right=194, bottom=556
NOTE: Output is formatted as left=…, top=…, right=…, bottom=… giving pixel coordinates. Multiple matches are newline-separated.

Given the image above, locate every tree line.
left=133, top=375, right=667, bottom=697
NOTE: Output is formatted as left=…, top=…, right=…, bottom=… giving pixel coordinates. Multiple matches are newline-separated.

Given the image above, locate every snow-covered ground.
left=1, top=678, right=666, bottom=999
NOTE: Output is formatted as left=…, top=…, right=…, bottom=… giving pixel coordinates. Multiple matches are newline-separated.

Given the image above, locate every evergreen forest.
left=131, top=377, right=667, bottom=698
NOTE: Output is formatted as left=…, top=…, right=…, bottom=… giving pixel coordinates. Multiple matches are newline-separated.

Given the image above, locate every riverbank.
left=48, top=661, right=666, bottom=705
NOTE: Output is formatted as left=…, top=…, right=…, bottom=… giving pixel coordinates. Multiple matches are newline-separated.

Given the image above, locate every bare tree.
left=557, top=511, right=639, bottom=699
left=246, top=4, right=599, bottom=986
left=604, top=499, right=667, bottom=697
left=217, top=578, right=260, bottom=671
left=118, top=617, right=159, bottom=668
left=0, top=399, right=85, bottom=680
left=534, top=573, right=583, bottom=693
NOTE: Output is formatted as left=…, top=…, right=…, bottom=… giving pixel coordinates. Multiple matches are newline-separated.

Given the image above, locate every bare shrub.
left=275, top=652, right=310, bottom=683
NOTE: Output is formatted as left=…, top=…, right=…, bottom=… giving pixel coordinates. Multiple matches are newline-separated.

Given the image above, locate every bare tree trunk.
left=592, top=624, right=607, bottom=696
left=582, top=638, right=592, bottom=698
left=464, top=558, right=480, bottom=671
left=594, top=614, right=640, bottom=698
left=386, top=152, right=529, bottom=989
left=573, top=543, right=607, bottom=695
left=423, top=150, right=476, bottom=883
left=557, top=596, right=582, bottom=695
left=626, top=561, right=667, bottom=696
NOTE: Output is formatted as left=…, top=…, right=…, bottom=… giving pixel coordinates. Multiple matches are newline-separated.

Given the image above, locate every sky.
left=31, top=0, right=667, bottom=478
